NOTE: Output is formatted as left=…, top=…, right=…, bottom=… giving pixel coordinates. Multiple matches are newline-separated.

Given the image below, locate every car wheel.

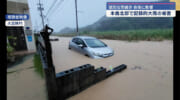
left=85, top=54, right=89, bottom=57
left=68, top=47, right=71, bottom=50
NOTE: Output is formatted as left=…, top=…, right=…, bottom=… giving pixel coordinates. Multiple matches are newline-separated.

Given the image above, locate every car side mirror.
left=78, top=44, right=84, bottom=48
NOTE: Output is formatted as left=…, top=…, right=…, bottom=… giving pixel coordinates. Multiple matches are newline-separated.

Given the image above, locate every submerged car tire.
left=85, top=54, right=89, bottom=57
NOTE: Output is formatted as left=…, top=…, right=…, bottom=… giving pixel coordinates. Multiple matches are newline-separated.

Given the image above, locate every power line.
left=40, top=0, right=79, bottom=33
left=50, top=0, right=80, bottom=33
left=47, top=0, right=69, bottom=19
left=30, top=0, right=42, bottom=31
left=48, top=0, right=72, bottom=30
left=45, top=0, right=64, bottom=18
left=44, top=0, right=70, bottom=31
left=45, top=0, right=59, bottom=17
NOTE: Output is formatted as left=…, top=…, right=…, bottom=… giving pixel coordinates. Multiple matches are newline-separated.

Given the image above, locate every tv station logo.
left=106, top=2, right=176, bottom=17
left=5, top=14, right=29, bottom=27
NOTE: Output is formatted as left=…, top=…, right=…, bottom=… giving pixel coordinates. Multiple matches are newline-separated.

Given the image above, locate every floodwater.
left=7, top=55, right=47, bottom=100
left=7, top=36, right=173, bottom=100
left=51, top=36, right=173, bottom=100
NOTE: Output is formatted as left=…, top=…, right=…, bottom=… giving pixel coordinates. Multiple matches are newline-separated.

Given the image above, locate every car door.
left=71, top=38, right=79, bottom=50
left=76, top=38, right=86, bottom=54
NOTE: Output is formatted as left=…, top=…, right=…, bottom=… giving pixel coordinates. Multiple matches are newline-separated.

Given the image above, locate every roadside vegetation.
left=7, top=43, right=15, bottom=62
left=7, top=36, right=17, bottom=63
left=55, top=29, right=173, bottom=41
left=33, top=54, right=44, bottom=78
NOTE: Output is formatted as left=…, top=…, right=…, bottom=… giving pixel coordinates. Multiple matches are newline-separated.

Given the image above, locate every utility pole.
left=75, top=0, right=79, bottom=35
left=37, top=0, right=45, bottom=28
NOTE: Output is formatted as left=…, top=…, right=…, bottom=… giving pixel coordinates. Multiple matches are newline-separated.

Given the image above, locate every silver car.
left=68, top=36, right=114, bottom=59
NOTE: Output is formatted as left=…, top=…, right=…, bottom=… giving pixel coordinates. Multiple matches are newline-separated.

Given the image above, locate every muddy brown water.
left=51, top=36, right=173, bottom=100
left=7, top=55, right=47, bottom=100
left=7, top=37, right=172, bottom=100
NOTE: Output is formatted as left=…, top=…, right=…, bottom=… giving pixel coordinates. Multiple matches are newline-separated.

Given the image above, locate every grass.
left=33, top=54, right=44, bottom=78
left=55, top=29, right=173, bottom=41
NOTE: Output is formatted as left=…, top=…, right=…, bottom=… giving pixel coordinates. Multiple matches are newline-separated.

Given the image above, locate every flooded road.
left=7, top=37, right=173, bottom=100
left=7, top=55, right=47, bottom=100
left=51, top=36, right=173, bottom=100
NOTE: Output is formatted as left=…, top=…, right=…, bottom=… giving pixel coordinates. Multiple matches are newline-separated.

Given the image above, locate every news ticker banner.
left=5, top=14, right=29, bottom=27
left=106, top=2, right=176, bottom=17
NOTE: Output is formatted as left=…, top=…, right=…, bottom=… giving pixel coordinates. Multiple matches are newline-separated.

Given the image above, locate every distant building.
left=7, top=0, right=36, bottom=52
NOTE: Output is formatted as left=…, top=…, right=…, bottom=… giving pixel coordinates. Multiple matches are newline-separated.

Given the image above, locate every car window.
left=76, top=38, right=83, bottom=45
left=72, top=38, right=77, bottom=43
left=84, top=39, right=107, bottom=48
left=74, top=38, right=86, bottom=47
left=78, top=39, right=83, bottom=44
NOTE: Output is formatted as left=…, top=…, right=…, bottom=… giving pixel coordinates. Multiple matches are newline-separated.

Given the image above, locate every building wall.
left=7, top=1, right=28, bottom=14
left=23, top=9, right=36, bottom=51
left=7, top=0, right=36, bottom=52
left=7, top=0, right=27, bottom=4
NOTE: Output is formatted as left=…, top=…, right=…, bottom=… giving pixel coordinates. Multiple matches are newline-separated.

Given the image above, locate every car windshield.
left=84, top=39, right=107, bottom=48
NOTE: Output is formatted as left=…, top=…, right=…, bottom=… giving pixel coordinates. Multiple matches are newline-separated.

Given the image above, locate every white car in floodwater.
left=68, top=36, right=114, bottom=59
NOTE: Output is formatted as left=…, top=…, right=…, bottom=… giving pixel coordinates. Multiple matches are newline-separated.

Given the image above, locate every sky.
left=27, top=0, right=170, bottom=32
